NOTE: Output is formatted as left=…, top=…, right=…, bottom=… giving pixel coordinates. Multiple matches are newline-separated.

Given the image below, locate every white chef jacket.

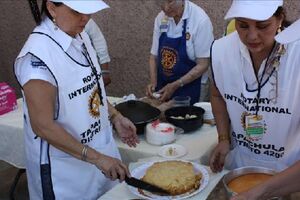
left=151, top=0, right=213, bottom=84
left=211, top=32, right=300, bottom=171
left=14, top=17, right=120, bottom=199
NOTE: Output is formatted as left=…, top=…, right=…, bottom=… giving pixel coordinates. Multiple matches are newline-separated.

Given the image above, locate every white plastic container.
left=145, top=121, right=176, bottom=146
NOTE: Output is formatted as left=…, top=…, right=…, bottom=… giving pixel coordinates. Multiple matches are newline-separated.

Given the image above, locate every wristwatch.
left=179, top=79, right=184, bottom=87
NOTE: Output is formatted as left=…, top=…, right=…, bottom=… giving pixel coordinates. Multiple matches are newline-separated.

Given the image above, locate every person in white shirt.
left=146, top=0, right=214, bottom=105
left=85, top=18, right=111, bottom=86
left=231, top=16, right=300, bottom=200
left=209, top=1, right=300, bottom=199
left=14, top=0, right=139, bottom=199
left=276, top=18, right=300, bottom=44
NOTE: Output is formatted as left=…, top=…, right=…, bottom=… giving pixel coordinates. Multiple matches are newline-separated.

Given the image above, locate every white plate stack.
left=193, top=102, right=214, bottom=120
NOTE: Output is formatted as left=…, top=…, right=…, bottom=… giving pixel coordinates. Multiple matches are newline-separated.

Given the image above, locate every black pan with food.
left=164, top=106, right=205, bottom=133
left=115, top=100, right=161, bottom=134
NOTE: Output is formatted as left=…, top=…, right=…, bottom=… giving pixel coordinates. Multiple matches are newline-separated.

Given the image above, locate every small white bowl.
left=158, top=144, right=187, bottom=159
left=194, top=102, right=214, bottom=120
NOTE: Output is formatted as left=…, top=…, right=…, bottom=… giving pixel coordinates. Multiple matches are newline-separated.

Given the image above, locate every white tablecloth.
left=0, top=97, right=218, bottom=172
left=116, top=124, right=217, bottom=166
left=107, top=97, right=218, bottom=165
left=0, top=98, right=25, bottom=168
left=99, top=157, right=228, bottom=200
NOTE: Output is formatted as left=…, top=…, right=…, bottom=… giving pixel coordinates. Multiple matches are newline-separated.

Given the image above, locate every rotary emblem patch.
left=89, top=88, right=102, bottom=118
left=186, top=32, right=191, bottom=41
left=161, top=47, right=177, bottom=71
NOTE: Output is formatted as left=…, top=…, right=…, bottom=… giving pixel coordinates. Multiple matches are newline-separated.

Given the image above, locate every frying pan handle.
left=174, top=127, right=184, bottom=134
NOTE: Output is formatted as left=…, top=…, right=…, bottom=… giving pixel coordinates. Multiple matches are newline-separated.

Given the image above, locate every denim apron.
left=156, top=19, right=201, bottom=104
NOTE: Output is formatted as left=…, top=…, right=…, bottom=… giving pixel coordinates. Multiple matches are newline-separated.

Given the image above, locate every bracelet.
left=109, top=110, right=121, bottom=122
left=178, top=78, right=184, bottom=87
left=218, top=134, right=229, bottom=142
left=81, top=145, right=88, bottom=161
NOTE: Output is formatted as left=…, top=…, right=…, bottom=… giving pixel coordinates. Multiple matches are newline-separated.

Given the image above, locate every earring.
left=53, top=18, right=58, bottom=31
left=277, top=25, right=282, bottom=34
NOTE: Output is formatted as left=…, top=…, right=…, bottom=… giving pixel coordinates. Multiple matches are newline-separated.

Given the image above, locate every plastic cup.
left=172, top=96, right=191, bottom=107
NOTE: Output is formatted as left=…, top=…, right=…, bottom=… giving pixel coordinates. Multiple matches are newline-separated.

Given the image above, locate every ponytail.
left=28, top=0, right=63, bottom=25
left=28, top=0, right=42, bottom=25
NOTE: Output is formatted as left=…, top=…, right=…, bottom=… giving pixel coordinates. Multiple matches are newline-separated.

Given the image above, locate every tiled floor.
left=0, top=161, right=29, bottom=200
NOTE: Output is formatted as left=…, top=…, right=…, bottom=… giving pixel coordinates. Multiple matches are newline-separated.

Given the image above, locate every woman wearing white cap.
left=14, top=0, right=139, bottom=199
left=209, top=0, right=300, bottom=199
left=233, top=17, right=300, bottom=200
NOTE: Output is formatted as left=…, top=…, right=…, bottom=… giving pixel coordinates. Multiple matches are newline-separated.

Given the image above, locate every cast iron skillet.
left=165, top=106, right=205, bottom=133
left=115, top=100, right=161, bottom=135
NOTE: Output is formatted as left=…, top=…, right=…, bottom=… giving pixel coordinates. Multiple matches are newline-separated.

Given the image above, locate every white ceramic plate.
left=158, top=144, right=187, bottom=159
left=127, top=160, right=210, bottom=200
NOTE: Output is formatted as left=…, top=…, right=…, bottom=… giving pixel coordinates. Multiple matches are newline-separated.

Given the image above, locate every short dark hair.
left=41, top=0, right=63, bottom=21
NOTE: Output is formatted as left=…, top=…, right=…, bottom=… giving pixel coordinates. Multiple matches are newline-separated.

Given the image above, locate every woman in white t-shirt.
left=209, top=0, right=300, bottom=199
left=146, top=0, right=214, bottom=104
left=85, top=19, right=111, bottom=86
left=14, top=0, right=139, bottom=199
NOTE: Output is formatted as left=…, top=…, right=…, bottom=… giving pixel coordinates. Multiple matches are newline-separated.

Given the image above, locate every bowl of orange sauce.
left=223, top=166, right=281, bottom=199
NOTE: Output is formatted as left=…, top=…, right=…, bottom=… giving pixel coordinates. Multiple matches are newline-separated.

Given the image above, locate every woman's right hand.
left=95, top=154, right=130, bottom=182
left=209, top=140, right=230, bottom=173
left=146, top=83, right=156, bottom=98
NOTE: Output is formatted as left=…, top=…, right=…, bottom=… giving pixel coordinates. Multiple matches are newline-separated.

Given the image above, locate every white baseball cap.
left=50, top=0, right=109, bottom=14
left=275, top=19, right=300, bottom=44
left=225, top=0, right=283, bottom=21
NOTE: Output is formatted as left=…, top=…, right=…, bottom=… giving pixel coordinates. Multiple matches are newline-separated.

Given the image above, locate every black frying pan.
left=115, top=100, right=161, bottom=134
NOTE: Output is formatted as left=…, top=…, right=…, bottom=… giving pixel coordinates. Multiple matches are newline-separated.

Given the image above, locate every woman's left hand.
left=112, top=114, right=139, bottom=147
left=158, top=82, right=178, bottom=102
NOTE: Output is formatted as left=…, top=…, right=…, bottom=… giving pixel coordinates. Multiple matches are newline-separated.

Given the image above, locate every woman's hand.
left=94, top=153, right=130, bottom=182
left=146, top=83, right=156, bottom=98
left=112, top=114, right=139, bottom=147
left=158, top=81, right=179, bottom=102
left=209, top=140, right=230, bottom=173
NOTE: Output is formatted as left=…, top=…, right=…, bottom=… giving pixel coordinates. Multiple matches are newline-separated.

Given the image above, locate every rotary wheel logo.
left=89, top=89, right=102, bottom=118
left=186, top=32, right=191, bottom=41
left=161, top=48, right=177, bottom=70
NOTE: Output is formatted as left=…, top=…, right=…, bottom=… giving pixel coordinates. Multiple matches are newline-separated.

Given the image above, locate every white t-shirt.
left=150, top=0, right=214, bottom=61
left=15, top=18, right=88, bottom=87
left=85, top=19, right=110, bottom=64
